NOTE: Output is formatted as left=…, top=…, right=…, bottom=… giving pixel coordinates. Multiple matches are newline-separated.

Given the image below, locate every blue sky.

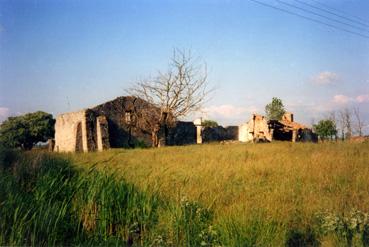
left=1, top=0, right=368, bottom=132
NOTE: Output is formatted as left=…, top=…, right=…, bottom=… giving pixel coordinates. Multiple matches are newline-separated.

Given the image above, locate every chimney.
left=283, top=112, right=294, bottom=122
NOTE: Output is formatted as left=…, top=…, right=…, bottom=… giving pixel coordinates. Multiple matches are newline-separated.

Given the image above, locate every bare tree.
left=128, top=49, right=211, bottom=147
left=353, top=106, right=364, bottom=137
left=339, top=108, right=352, bottom=140
left=327, top=111, right=338, bottom=141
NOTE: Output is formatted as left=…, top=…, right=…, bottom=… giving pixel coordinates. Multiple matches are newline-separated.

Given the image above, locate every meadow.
left=1, top=141, right=369, bottom=246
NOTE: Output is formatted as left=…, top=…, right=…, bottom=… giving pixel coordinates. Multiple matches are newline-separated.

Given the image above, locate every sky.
left=1, top=0, right=369, bottom=133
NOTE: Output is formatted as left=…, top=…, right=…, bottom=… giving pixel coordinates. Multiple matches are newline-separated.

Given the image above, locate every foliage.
left=171, top=197, right=220, bottom=246
left=265, top=97, right=286, bottom=120
left=285, top=227, right=320, bottom=247
left=0, top=111, right=55, bottom=150
left=202, top=120, right=219, bottom=128
left=318, top=210, right=369, bottom=246
left=313, top=119, right=337, bottom=141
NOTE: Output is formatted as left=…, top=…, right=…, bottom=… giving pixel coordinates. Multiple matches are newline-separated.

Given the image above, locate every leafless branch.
left=353, top=106, right=364, bottom=136
left=127, top=48, right=212, bottom=146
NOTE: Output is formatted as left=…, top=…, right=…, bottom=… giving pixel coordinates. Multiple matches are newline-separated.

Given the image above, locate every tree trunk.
left=151, top=131, right=159, bottom=147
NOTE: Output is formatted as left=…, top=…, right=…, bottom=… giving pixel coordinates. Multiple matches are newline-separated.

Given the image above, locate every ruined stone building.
left=54, top=96, right=238, bottom=152
left=54, top=109, right=108, bottom=152
left=239, top=114, right=272, bottom=142
left=238, top=112, right=317, bottom=143
left=54, top=96, right=316, bottom=152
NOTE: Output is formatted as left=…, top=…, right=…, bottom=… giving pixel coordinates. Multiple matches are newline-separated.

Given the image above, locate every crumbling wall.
left=202, top=126, right=225, bottom=142
left=190, top=120, right=239, bottom=144
left=252, top=115, right=272, bottom=141
left=166, top=121, right=196, bottom=145
left=225, top=126, right=238, bottom=140
left=239, top=114, right=272, bottom=142
left=54, top=110, right=111, bottom=152
left=239, top=123, right=253, bottom=142
left=297, top=129, right=318, bottom=142
left=85, top=109, right=98, bottom=151
left=202, top=126, right=238, bottom=142
left=239, top=113, right=317, bottom=143
left=91, top=96, right=159, bottom=148
left=282, top=112, right=294, bottom=122
left=55, top=110, right=88, bottom=152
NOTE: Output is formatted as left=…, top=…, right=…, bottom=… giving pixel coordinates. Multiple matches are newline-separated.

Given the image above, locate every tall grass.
left=1, top=141, right=369, bottom=246
left=72, top=141, right=369, bottom=246
left=0, top=147, right=162, bottom=245
left=0, top=147, right=225, bottom=246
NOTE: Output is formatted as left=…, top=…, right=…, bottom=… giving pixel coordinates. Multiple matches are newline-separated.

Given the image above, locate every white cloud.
left=356, top=94, right=369, bottom=103
left=203, top=105, right=247, bottom=117
left=204, top=104, right=258, bottom=117
left=312, top=71, right=338, bottom=85
left=200, top=104, right=259, bottom=123
left=0, top=107, right=10, bottom=122
left=330, top=94, right=369, bottom=105
left=332, top=94, right=352, bottom=104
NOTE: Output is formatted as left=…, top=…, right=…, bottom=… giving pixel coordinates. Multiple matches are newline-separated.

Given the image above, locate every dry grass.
left=72, top=141, right=369, bottom=244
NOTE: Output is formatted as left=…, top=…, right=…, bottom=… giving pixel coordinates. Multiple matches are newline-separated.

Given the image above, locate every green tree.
left=202, top=120, right=218, bottom=128
left=0, top=111, right=55, bottom=150
left=265, top=97, right=286, bottom=120
left=313, top=119, right=337, bottom=141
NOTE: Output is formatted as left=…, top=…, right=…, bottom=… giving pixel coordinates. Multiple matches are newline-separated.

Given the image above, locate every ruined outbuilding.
left=239, top=114, right=272, bottom=142
left=238, top=112, right=317, bottom=143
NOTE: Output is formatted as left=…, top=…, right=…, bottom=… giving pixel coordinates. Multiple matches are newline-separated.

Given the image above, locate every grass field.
left=71, top=141, right=369, bottom=246
left=1, top=141, right=369, bottom=246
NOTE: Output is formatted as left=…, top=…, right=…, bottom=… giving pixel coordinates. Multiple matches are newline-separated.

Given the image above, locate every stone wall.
left=54, top=110, right=88, bottom=152
left=239, top=113, right=317, bottom=143
left=239, top=123, right=253, bottom=142
left=166, top=121, right=197, bottom=145
left=225, top=126, right=239, bottom=140
left=201, top=125, right=239, bottom=143
left=54, top=96, right=245, bottom=152
left=238, top=114, right=272, bottom=142
left=96, top=116, right=110, bottom=151
left=54, top=109, right=110, bottom=152
left=91, top=96, right=159, bottom=147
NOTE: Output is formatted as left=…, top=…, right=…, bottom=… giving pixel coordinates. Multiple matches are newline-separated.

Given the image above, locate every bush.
left=285, top=227, right=320, bottom=247
left=318, top=210, right=369, bottom=246
left=202, top=120, right=219, bottom=128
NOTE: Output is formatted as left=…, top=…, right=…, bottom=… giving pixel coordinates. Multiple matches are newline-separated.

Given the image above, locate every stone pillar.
left=196, top=126, right=203, bottom=144
left=96, top=116, right=110, bottom=151
left=81, top=111, right=89, bottom=152
left=193, top=118, right=203, bottom=144
left=292, top=130, right=297, bottom=142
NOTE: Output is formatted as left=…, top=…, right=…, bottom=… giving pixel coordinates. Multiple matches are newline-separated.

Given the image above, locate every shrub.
left=318, top=210, right=369, bottom=246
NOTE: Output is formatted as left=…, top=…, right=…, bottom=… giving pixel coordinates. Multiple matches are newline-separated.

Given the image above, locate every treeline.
left=313, top=107, right=366, bottom=141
